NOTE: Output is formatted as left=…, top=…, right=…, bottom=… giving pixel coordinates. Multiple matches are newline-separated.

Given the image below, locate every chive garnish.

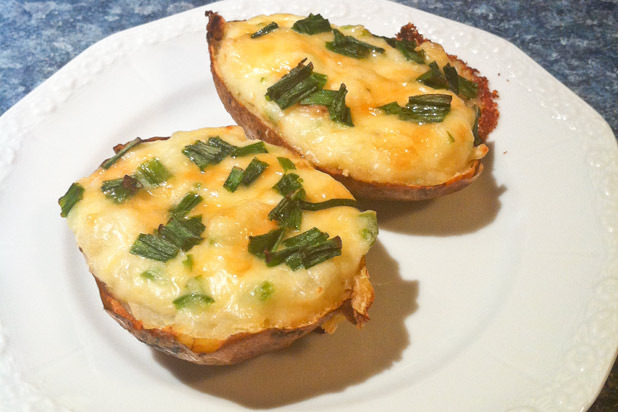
left=101, top=175, right=143, bottom=203
left=300, top=84, right=353, bottom=126
left=458, top=76, right=478, bottom=99
left=141, top=268, right=163, bottom=281
left=395, top=39, right=425, bottom=63
left=170, top=192, right=202, bottom=218
left=268, top=188, right=305, bottom=229
left=248, top=228, right=286, bottom=258
left=252, top=281, right=274, bottom=301
left=130, top=233, right=179, bottom=262
left=135, top=158, right=172, bottom=187
left=182, top=140, right=227, bottom=170
left=101, top=137, right=142, bottom=170
left=207, top=136, right=236, bottom=155
left=326, top=29, right=385, bottom=59
left=223, top=166, right=244, bottom=192
left=241, top=158, right=269, bottom=186
left=273, top=173, right=303, bottom=196
left=158, top=216, right=205, bottom=252
left=282, top=227, right=329, bottom=248
left=359, top=210, right=378, bottom=246
left=443, top=63, right=478, bottom=99
left=183, top=254, right=194, bottom=270
left=173, top=292, right=214, bottom=309
left=291, top=14, right=331, bottom=35
left=232, top=141, right=268, bottom=157
left=417, top=61, right=449, bottom=90
left=266, top=60, right=327, bottom=110
left=472, top=105, right=482, bottom=146
left=379, top=94, right=452, bottom=124
left=277, top=157, right=296, bottom=171
left=266, top=234, right=342, bottom=270
left=59, top=182, right=84, bottom=217
left=443, top=63, right=460, bottom=95
left=251, top=21, right=278, bottom=38
left=263, top=227, right=330, bottom=268
left=298, top=198, right=359, bottom=211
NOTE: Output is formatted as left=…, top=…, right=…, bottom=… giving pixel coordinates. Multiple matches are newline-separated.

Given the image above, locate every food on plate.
left=206, top=12, right=499, bottom=200
left=59, top=126, right=376, bottom=365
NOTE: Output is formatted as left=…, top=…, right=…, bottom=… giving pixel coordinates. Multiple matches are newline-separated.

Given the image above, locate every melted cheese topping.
left=215, top=14, right=488, bottom=186
left=66, top=126, right=375, bottom=342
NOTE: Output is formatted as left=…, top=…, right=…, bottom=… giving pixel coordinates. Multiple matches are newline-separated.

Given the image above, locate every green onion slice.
left=266, top=60, right=327, bottom=110
left=241, top=158, right=269, bottom=186
left=277, top=157, right=296, bottom=171
left=248, top=228, right=286, bottom=258
left=101, top=137, right=142, bottom=170
left=182, top=140, right=228, bottom=170
left=59, top=182, right=84, bottom=217
left=158, top=216, right=205, bottom=252
left=326, top=29, right=385, bottom=59
left=232, top=141, right=268, bottom=157
left=251, top=22, right=279, bottom=38
left=298, top=198, right=359, bottom=211
left=101, top=175, right=142, bottom=203
left=251, top=281, right=274, bottom=301
left=458, top=76, right=478, bottom=99
left=291, top=14, right=331, bottom=35
left=134, top=158, right=172, bottom=187
left=300, top=84, right=353, bottom=126
left=170, top=192, right=202, bottom=218
left=223, top=166, right=244, bottom=192
left=273, top=173, right=303, bottom=196
left=130, top=233, right=179, bottom=262
left=395, top=39, right=425, bottom=63
left=268, top=188, right=305, bottom=229
left=417, top=61, right=449, bottom=90
left=173, top=292, right=214, bottom=309
left=379, top=94, right=452, bottom=124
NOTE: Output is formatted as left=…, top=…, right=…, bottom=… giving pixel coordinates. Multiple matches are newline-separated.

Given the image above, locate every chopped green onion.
left=378, top=101, right=404, bottom=115
left=141, top=268, right=163, bottom=281
left=266, top=60, right=327, bottom=110
left=376, top=35, right=397, bottom=48
left=359, top=210, right=378, bottom=246
left=182, top=140, right=227, bottom=170
left=277, top=157, right=296, bottom=171
left=300, top=89, right=336, bottom=106
left=170, top=192, right=202, bottom=218
left=248, top=228, right=286, bottom=258
left=472, top=105, right=482, bottom=146
left=183, top=254, right=194, bottom=270
left=240, top=158, right=269, bottom=186
left=300, top=84, right=353, bottom=126
left=101, top=137, right=141, bottom=169
left=298, top=198, right=359, bottom=211
left=158, top=216, right=205, bottom=252
left=173, top=292, right=214, bottom=309
left=101, top=175, right=142, bottom=203
left=223, top=166, right=244, bottom=192
left=395, top=39, right=425, bottom=63
left=458, top=76, right=478, bottom=99
left=273, top=172, right=303, bottom=196
left=326, top=29, right=385, bottom=58
left=251, top=281, right=274, bottom=301
left=282, top=227, right=329, bottom=248
left=251, top=21, right=279, bottom=38
left=291, top=14, right=331, bottom=35
left=268, top=188, right=305, bottom=229
left=134, top=158, right=172, bottom=187
left=443, top=63, right=460, bottom=95
left=232, top=141, right=268, bottom=157
left=59, top=182, right=84, bottom=217
left=299, top=236, right=342, bottom=269
left=417, top=61, right=449, bottom=90
left=206, top=136, right=236, bottom=156
left=130, top=233, right=179, bottom=262
left=380, top=94, right=452, bottom=124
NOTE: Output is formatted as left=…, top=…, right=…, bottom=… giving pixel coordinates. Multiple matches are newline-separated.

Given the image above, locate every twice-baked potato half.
left=59, top=126, right=376, bottom=365
left=207, top=12, right=499, bottom=200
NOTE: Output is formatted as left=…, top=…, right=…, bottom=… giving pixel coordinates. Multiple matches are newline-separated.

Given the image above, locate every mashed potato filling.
left=215, top=14, right=488, bottom=186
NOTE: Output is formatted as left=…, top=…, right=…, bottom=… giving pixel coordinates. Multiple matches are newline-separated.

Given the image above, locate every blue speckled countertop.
left=0, top=0, right=616, bottom=409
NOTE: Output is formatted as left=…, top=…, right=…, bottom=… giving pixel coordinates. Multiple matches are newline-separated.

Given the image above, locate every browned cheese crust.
left=89, top=136, right=374, bottom=365
left=206, top=11, right=500, bottom=201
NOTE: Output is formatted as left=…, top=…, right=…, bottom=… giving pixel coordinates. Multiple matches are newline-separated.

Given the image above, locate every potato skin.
left=206, top=11, right=499, bottom=201
left=89, top=136, right=374, bottom=366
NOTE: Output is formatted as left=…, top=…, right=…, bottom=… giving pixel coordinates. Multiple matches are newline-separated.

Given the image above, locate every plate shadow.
left=153, top=240, right=418, bottom=408
left=359, top=142, right=506, bottom=236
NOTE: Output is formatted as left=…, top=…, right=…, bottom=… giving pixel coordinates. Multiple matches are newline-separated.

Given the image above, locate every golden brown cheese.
left=214, top=14, right=488, bottom=187
left=65, top=126, right=376, bottom=344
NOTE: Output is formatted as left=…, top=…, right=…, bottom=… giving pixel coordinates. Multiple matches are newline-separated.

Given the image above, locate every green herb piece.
left=158, top=216, right=205, bottom=251
left=291, top=14, right=331, bottom=35
left=326, top=29, right=385, bottom=58
left=263, top=228, right=328, bottom=267
left=266, top=60, right=327, bottom=110
left=417, top=61, right=449, bottom=90
left=248, top=228, right=286, bottom=258
left=378, top=101, right=404, bottom=115
left=206, top=136, right=236, bottom=156
left=300, top=84, right=353, bottom=126
left=458, top=75, right=478, bottom=99
left=59, top=182, right=84, bottom=217
left=282, top=227, right=329, bottom=247
left=130, top=233, right=179, bottom=262
left=472, top=105, right=482, bottom=146
left=101, top=175, right=143, bottom=203
left=241, top=158, right=269, bottom=186
left=380, top=94, right=452, bottom=124
left=271, top=236, right=342, bottom=270
left=223, top=166, right=244, bottom=192
left=377, top=35, right=397, bottom=48
left=173, top=292, right=214, bottom=309
left=135, top=158, right=171, bottom=187
left=443, top=63, right=460, bottom=95
left=141, top=268, right=163, bottom=281
left=273, top=173, right=303, bottom=196
left=252, top=281, right=274, bottom=301
left=170, top=192, right=202, bottom=218
left=182, top=140, right=227, bottom=170
left=268, top=188, right=305, bottom=229
left=101, top=137, right=142, bottom=169
left=395, top=39, right=425, bottom=63
left=298, top=198, right=359, bottom=211
left=232, top=141, right=268, bottom=157
left=277, top=157, right=296, bottom=171
left=359, top=210, right=378, bottom=246
left=183, top=254, right=194, bottom=270
left=251, top=21, right=279, bottom=38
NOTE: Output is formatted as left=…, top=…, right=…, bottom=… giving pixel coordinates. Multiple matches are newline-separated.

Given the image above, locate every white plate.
left=0, top=0, right=616, bottom=411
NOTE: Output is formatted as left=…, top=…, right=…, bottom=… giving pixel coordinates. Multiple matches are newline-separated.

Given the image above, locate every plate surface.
left=0, top=0, right=616, bottom=411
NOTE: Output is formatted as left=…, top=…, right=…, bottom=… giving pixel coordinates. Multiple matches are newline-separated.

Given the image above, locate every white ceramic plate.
left=0, top=0, right=616, bottom=411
